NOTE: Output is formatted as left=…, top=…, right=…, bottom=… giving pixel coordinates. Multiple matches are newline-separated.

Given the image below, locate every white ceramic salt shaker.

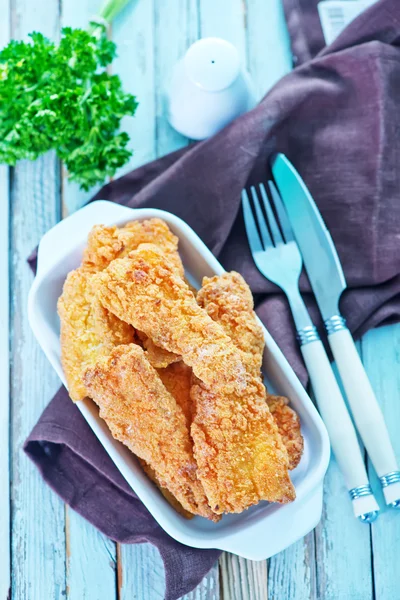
left=167, top=37, right=256, bottom=140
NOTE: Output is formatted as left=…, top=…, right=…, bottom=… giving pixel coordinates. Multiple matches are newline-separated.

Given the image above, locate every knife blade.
left=270, top=153, right=346, bottom=322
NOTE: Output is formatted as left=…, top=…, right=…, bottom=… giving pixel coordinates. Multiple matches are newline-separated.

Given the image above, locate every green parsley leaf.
left=0, top=26, right=138, bottom=190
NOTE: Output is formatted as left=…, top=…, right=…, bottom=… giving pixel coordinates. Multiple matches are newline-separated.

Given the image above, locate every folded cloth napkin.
left=25, top=0, right=400, bottom=598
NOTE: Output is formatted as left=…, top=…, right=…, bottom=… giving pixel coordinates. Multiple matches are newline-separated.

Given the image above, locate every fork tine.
left=241, top=190, right=263, bottom=254
left=268, top=181, right=294, bottom=243
left=259, top=183, right=283, bottom=246
left=250, top=186, right=273, bottom=249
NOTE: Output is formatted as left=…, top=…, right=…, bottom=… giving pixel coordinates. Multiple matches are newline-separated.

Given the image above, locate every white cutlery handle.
left=328, top=326, right=400, bottom=507
left=301, top=339, right=379, bottom=520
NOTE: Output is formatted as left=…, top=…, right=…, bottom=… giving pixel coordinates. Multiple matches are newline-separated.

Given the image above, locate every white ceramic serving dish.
left=28, top=200, right=330, bottom=560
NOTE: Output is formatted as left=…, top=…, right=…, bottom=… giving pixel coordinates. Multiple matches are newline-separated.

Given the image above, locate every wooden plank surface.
left=0, top=5, right=11, bottom=600
left=60, top=3, right=120, bottom=597
left=60, top=0, right=101, bottom=214
left=113, top=0, right=156, bottom=176
left=8, top=4, right=66, bottom=599
left=199, top=0, right=247, bottom=61
left=246, top=0, right=292, bottom=98
left=268, top=534, right=316, bottom=600
left=315, top=459, right=373, bottom=600
left=153, top=0, right=198, bottom=157
left=5, top=0, right=400, bottom=599
left=362, top=325, right=400, bottom=600
left=314, top=360, right=373, bottom=600
left=220, top=554, right=268, bottom=600
left=66, top=509, right=117, bottom=600
left=0, top=165, right=10, bottom=600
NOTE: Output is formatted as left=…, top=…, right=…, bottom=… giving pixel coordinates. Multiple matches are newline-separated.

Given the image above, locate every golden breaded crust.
left=84, top=344, right=217, bottom=520
left=197, top=272, right=265, bottom=376
left=136, top=330, right=180, bottom=369
left=138, top=458, right=193, bottom=519
left=197, top=272, right=304, bottom=470
left=268, top=396, right=304, bottom=470
left=158, top=361, right=193, bottom=428
left=57, top=269, right=134, bottom=401
left=93, top=245, right=295, bottom=513
left=82, top=218, right=184, bottom=276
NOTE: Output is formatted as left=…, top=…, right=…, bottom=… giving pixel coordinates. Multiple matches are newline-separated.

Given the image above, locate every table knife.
left=271, top=153, right=400, bottom=509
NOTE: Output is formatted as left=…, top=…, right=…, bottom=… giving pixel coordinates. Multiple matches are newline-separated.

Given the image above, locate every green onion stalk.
left=89, top=0, right=132, bottom=36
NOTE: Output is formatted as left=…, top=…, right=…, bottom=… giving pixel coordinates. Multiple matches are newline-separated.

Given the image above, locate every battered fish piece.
left=197, top=272, right=303, bottom=470
left=136, top=330, right=180, bottom=369
left=197, top=272, right=264, bottom=376
left=82, top=218, right=184, bottom=369
left=138, top=459, right=193, bottom=519
left=158, top=361, right=193, bottom=428
left=57, top=269, right=135, bottom=401
left=59, top=218, right=184, bottom=400
left=267, top=396, right=304, bottom=471
left=82, top=219, right=184, bottom=276
left=93, top=244, right=295, bottom=513
left=84, top=344, right=217, bottom=520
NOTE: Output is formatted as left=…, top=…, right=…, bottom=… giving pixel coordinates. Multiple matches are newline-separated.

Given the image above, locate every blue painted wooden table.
left=1, top=1, right=399, bottom=598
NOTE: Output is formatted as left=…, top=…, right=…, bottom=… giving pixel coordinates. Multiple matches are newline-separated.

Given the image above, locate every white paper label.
left=318, top=0, right=376, bottom=45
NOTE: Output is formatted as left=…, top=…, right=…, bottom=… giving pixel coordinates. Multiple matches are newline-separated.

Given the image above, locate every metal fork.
left=242, top=182, right=379, bottom=523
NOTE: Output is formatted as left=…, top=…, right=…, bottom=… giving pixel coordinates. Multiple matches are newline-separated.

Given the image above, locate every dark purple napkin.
left=25, top=1, right=400, bottom=598
left=24, top=389, right=220, bottom=599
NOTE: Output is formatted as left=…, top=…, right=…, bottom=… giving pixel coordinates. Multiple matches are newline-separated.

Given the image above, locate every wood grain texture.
left=314, top=359, right=373, bottom=600
left=362, top=325, right=400, bottom=600
left=197, top=2, right=275, bottom=597
left=118, top=543, right=165, bottom=600
left=0, top=164, right=10, bottom=600
left=10, top=148, right=66, bottom=599
left=60, top=0, right=101, bottom=213
left=315, top=459, right=373, bottom=600
left=268, top=533, right=316, bottom=600
left=9, top=6, right=65, bottom=600
left=113, top=0, right=156, bottom=176
left=220, top=554, right=267, bottom=600
left=154, top=0, right=198, bottom=156
left=0, top=7, right=11, bottom=600
left=111, top=1, right=165, bottom=595
left=246, top=0, right=292, bottom=99
left=66, top=508, right=117, bottom=600
left=199, top=0, right=247, bottom=62
left=114, top=2, right=220, bottom=596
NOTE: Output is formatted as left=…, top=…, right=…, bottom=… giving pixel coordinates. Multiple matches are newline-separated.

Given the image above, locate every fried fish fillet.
left=93, top=244, right=295, bottom=513
left=157, top=361, right=193, bottom=428
left=58, top=218, right=185, bottom=400
left=137, top=458, right=193, bottom=519
left=57, top=269, right=135, bottom=401
left=197, top=271, right=265, bottom=376
left=266, top=396, right=304, bottom=471
left=136, top=330, right=181, bottom=369
left=84, top=344, right=217, bottom=520
left=82, top=218, right=184, bottom=276
left=82, top=218, right=183, bottom=368
left=197, top=272, right=304, bottom=470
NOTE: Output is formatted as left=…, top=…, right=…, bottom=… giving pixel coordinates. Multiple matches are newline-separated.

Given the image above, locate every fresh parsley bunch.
left=0, top=24, right=138, bottom=190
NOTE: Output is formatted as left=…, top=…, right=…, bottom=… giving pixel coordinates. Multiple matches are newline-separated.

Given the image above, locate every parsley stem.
left=88, top=0, right=132, bottom=35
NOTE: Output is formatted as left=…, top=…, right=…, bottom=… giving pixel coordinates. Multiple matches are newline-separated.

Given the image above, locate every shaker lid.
left=184, top=37, right=240, bottom=92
